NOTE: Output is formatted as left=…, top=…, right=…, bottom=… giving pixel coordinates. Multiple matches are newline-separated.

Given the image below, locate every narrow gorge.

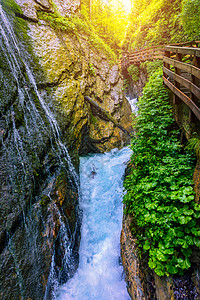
left=1, top=0, right=200, bottom=299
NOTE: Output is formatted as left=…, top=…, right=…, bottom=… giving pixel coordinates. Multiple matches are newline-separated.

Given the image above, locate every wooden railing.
left=121, top=41, right=200, bottom=121
left=163, top=44, right=200, bottom=121
left=121, top=41, right=200, bottom=70
left=121, top=45, right=165, bottom=70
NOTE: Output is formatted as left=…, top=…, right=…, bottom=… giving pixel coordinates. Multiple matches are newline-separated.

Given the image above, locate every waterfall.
left=126, top=96, right=138, bottom=114
left=56, top=147, right=132, bottom=300
left=0, top=4, right=78, bottom=186
left=0, top=3, right=80, bottom=298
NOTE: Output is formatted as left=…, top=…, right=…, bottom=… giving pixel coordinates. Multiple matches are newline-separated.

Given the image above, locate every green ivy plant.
left=123, top=68, right=200, bottom=277
left=141, top=59, right=163, bottom=77
left=127, top=64, right=139, bottom=83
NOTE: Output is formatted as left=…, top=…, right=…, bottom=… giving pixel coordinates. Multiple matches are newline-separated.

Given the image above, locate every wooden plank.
left=129, top=48, right=163, bottom=58
left=165, top=46, right=200, bottom=57
left=163, top=76, right=200, bottom=120
left=163, top=67, right=200, bottom=99
left=163, top=57, right=200, bottom=79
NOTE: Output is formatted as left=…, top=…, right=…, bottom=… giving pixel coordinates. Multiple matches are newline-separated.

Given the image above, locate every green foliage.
left=186, top=135, right=200, bottom=157
left=127, top=65, right=139, bottom=82
left=181, top=0, right=200, bottom=40
left=1, top=0, right=22, bottom=14
left=37, top=11, right=75, bottom=32
left=90, top=112, right=97, bottom=124
left=123, top=68, right=200, bottom=276
left=86, top=0, right=130, bottom=54
left=142, top=59, right=163, bottom=77
left=123, top=0, right=200, bottom=50
left=123, top=79, right=130, bottom=91
left=123, top=0, right=186, bottom=50
left=123, top=0, right=200, bottom=51
left=88, top=63, right=96, bottom=76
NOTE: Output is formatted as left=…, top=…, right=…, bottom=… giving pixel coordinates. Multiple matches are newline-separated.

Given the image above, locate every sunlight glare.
left=121, top=0, right=132, bottom=12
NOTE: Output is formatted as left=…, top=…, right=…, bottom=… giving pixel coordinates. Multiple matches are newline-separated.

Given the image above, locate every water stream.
left=0, top=4, right=80, bottom=297
left=56, top=147, right=132, bottom=300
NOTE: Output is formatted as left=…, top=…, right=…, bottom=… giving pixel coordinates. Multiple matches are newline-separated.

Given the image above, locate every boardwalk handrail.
left=121, top=41, right=200, bottom=71
left=163, top=44, right=200, bottom=121
left=121, top=41, right=200, bottom=122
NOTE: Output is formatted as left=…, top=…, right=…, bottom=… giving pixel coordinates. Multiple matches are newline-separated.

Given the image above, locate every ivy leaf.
left=167, top=265, right=179, bottom=274
left=155, top=268, right=165, bottom=276
left=194, top=238, right=200, bottom=248
left=191, top=228, right=200, bottom=236
left=188, top=220, right=197, bottom=228
left=148, top=258, right=157, bottom=269
left=179, top=216, right=192, bottom=225
left=183, top=186, right=194, bottom=195
left=176, top=230, right=184, bottom=238
left=194, top=212, right=200, bottom=219
left=194, top=204, right=200, bottom=211
left=182, top=258, right=191, bottom=269
left=163, top=248, right=174, bottom=255
left=185, top=235, right=194, bottom=246
left=143, top=240, right=151, bottom=250
left=179, top=195, right=194, bottom=203
left=157, top=250, right=168, bottom=262
left=181, top=247, right=192, bottom=257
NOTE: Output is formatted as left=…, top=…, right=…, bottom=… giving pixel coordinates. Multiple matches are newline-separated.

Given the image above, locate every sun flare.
left=121, top=0, right=132, bottom=12
left=112, top=0, right=132, bottom=13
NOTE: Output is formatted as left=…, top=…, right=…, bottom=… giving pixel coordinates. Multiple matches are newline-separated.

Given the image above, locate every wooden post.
left=175, top=52, right=182, bottom=89
left=163, top=50, right=170, bottom=76
left=190, top=55, right=200, bottom=122
left=174, top=52, right=182, bottom=104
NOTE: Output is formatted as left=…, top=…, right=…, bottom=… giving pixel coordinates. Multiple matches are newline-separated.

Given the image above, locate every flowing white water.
left=0, top=3, right=79, bottom=187
left=126, top=96, right=138, bottom=114
left=56, top=147, right=132, bottom=300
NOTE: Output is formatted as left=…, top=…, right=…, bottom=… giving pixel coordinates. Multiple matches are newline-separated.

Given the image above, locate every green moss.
left=39, top=195, right=51, bottom=206
left=88, top=63, right=96, bottom=76
left=13, top=103, right=25, bottom=127
left=37, top=5, right=116, bottom=64
left=1, top=0, right=42, bottom=73
left=2, top=0, right=29, bottom=42
left=1, top=0, right=22, bottom=15
left=90, top=112, right=97, bottom=124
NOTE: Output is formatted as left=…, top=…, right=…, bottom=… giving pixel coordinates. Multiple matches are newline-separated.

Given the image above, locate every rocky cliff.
left=0, top=0, right=132, bottom=298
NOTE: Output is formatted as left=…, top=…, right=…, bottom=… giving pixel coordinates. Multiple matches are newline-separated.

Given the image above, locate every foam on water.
left=56, top=147, right=132, bottom=300
left=126, top=97, right=138, bottom=114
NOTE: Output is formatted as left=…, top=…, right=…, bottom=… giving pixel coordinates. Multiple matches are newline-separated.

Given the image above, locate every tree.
left=123, top=0, right=185, bottom=50
left=181, top=0, right=200, bottom=40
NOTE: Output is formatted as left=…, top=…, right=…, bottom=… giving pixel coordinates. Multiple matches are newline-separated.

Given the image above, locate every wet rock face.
left=121, top=214, right=156, bottom=300
left=0, top=0, right=132, bottom=299
left=121, top=214, right=199, bottom=300
left=125, top=69, right=147, bottom=99
left=27, top=21, right=132, bottom=154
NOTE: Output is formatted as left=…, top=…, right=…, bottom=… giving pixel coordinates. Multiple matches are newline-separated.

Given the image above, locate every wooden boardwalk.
left=121, top=41, right=200, bottom=121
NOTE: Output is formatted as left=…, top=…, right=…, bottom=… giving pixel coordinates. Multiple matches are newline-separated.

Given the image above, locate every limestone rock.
left=52, top=0, right=80, bottom=16
left=109, top=65, right=120, bottom=85
left=28, top=17, right=132, bottom=153
left=14, top=0, right=40, bottom=21
left=0, top=0, right=132, bottom=298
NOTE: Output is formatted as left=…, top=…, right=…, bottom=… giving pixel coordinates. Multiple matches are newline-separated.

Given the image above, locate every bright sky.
left=104, top=0, right=132, bottom=13
left=121, top=0, right=132, bottom=12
